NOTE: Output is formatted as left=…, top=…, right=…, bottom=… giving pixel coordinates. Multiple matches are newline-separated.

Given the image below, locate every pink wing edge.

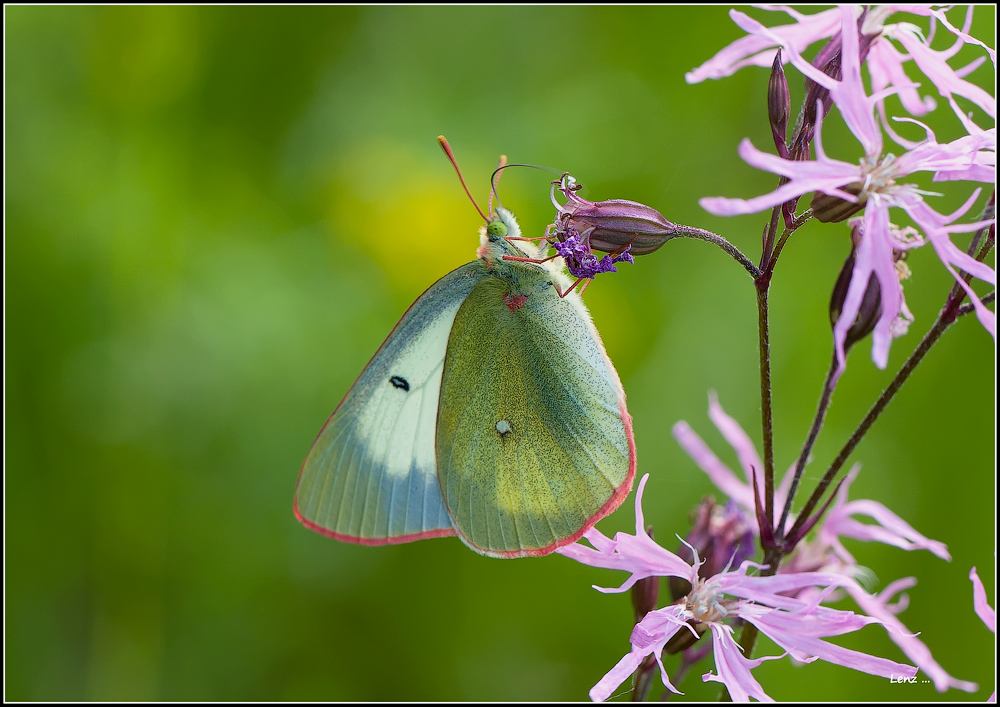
left=457, top=313, right=638, bottom=559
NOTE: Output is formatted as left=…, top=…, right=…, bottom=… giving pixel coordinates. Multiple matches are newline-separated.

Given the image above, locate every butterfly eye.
left=487, top=219, right=508, bottom=239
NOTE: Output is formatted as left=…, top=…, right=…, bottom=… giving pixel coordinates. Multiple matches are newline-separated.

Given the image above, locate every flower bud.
left=829, top=226, right=881, bottom=352
left=668, top=497, right=755, bottom=602
left=768, top=50, right=790, bottom=159
left=788, top=50, right=840, bottom=163
left=550, top=174, right=678, bottom=256
left=787, top=8, right=877, bottom=163
left=811, top=183, right=867, bottom=223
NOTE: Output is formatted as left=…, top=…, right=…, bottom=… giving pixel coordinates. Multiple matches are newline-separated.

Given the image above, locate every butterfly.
left=294, top=143, right=636, bottom=558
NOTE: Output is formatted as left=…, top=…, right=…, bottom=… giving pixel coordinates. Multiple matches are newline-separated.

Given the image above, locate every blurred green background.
left=5, top=6, right=995, bottom=701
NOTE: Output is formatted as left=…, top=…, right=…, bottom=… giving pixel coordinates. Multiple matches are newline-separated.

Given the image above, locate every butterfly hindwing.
left=436, top=273, right=635, bottom=558
left=295, top=262, right=486, bottom=544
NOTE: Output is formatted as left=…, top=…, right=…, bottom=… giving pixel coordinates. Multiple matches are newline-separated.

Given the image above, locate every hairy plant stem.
left=751, top=205, right=809, bottom=538
left=959, top=291, right=996, bottom=315
left=755, top=283, right=776, bottom=524
left=725, top=203, right=793, bottom=703
left=674, top=226, right=761, bottom=279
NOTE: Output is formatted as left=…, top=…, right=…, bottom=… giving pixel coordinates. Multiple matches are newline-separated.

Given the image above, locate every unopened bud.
left=550, top=174, right=678, bottom=256
left=829, top=225, right=881, bottom=352
left=788, top=50, right=841, bottom=163
left=787, top=8, right=877, bottom=163
left=631, top=525, right=660, bottom=623
left=768, top=49, right=790, bottom=158
left=811, top=183, right=867, bottom=223
left=668, top=497, right=755, bottom=602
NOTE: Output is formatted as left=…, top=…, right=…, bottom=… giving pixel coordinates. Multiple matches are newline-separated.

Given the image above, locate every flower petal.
left=741, top=603, right=918, bottom=679
left=847, top=583, right=978, bottom=693
left=894, top=27, right=996, bottom=119
left=822, top=499, right=951, bottom=560
left=702, top=623, right=776, bottom=702
left=686, top=7, right=841, bottom=84
left=673, top=421, right=754, bottom=511
left=708, top=392, right=766, bottom=504
left=556, top=475, right=695, bottom=590
left=589, top=647, right=647, bottom=702
left=971, top=567, right=996, bottom=633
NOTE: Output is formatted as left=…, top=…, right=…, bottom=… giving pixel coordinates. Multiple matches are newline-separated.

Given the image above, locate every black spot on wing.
left=389, top=375, right=410, bottom=391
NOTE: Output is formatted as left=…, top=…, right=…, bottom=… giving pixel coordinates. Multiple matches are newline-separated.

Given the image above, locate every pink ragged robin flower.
left=693, top=6, right=995, bottom=375
left=687, top=6, right=995, bottom=126
left=556, top=475, right=917, bottom=702
left=672, top=393, right=979, bottom=694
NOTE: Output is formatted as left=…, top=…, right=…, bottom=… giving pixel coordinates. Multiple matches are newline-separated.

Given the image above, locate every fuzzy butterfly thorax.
left=478, top=207, right=571, bottom=294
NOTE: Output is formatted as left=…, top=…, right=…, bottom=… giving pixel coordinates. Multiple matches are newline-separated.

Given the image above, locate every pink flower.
left=688, top=6, right=994, bottom=123
left=970, top=567, right=996, bottom=701
left=693, top=6, right=995, bottom=375
left=685, top=7, right=842, bottom=84
left=971, top=567, right=997, bottom=634
left=557, top=475, right=917, bottom=702
left=672, top=393, right=979, bottom=693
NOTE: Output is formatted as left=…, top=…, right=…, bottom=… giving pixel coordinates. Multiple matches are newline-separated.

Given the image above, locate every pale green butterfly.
left=294, top=141, right=636, bottom=558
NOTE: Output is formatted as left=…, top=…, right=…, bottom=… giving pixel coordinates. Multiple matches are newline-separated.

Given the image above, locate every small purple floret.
left=553, top=230, right=634, bottom=279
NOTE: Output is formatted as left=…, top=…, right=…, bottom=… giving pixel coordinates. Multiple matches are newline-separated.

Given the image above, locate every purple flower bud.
left=550, top=174, right=679, bottom=256
left=768, top=49, right=790, bottom=159
left=668, top=497, right=755, bottom=602
left=810, top=182, right=867, bottom=223
left=829, top=225, right=881, bottom=352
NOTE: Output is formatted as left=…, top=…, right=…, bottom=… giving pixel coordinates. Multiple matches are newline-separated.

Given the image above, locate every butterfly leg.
left=502, top=254, right=559, bottom=265
left=553, top=277, right=591, bottom=298
left=607, top=234, right=639, bottom=257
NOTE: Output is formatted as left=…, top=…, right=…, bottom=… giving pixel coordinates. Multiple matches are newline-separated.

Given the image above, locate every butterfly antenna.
left=437, top=136, right=488, bottom=222
left=487, top=154, right=507, bottom=216
left=489, top=163, right=563, bottom=212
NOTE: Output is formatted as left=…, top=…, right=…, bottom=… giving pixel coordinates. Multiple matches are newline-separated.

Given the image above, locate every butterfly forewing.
left=437, top=276, right=635, bottom=557
left=295, top=262, right=486, bottom=544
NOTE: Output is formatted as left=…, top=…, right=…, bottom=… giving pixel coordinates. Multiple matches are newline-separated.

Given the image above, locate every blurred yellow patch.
left=328, top=140, right=485, bottom=295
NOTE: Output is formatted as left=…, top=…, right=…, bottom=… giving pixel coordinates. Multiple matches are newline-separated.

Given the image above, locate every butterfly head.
left=478, top=206, right=532, bottom=262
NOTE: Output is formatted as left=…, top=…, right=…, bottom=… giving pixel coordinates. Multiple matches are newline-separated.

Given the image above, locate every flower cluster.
left=556, top=7, right=993, bottom=702
left=673, top=394, right=977, bottom=694
left=689, top=5, right=995, bottom=375
left=557, top=475, right=918, bottom=701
